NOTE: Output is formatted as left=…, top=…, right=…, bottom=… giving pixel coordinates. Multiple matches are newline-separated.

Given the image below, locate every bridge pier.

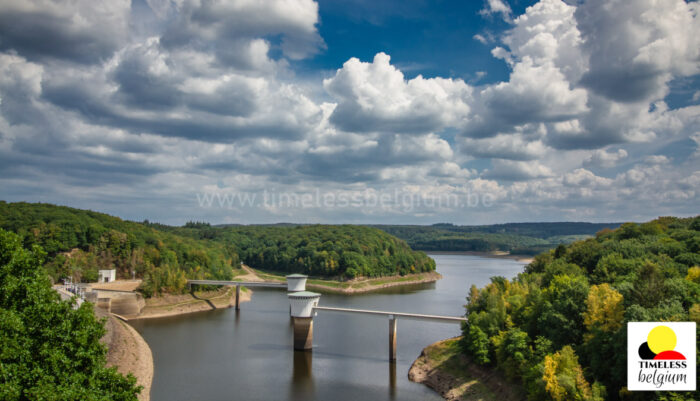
left=235, top=285, right=241, bottom=310
left=288, top=292, right=321, bottom=351
left=293, top=317, right=314, bottom=350
left=389, top=316, right=397, bottom=361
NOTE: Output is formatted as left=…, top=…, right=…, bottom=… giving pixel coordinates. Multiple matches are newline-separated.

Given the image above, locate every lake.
left=130, top=253, right=527, bottom=401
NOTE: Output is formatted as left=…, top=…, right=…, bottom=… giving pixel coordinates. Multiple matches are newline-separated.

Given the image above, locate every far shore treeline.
left=374, top=222, right=621, bottom=255
left=460, top=216, right=700, bottom=401
left=0, top=202, right=435, bottom=296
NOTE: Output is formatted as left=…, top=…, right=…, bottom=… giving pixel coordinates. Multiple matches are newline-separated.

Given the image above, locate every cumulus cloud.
left=480, top=0, right=513, bottom=22
left=483, top=160, right=555, bottom=181
left=583, top=148, right=628, bottom=168
left=480, top=57, right=588, bottom=124
left=473, top=34, right=489, bottom=45
left=576, top=0, right=700, bottom=103
left=0, top=0, right=698, bottom=224
left=159, top=0, right=325, bottom=61
left=297, top=132, right=458, bottom=183
left=0, top=0, right=130, bottom=63
left=324, top=53, right=472, bottom=134
left=460, top=133, right=547, bottom=161
left=40, top=39, right=323, bottom=143
left=463, top=0, right=588, bottom=139
left=563, top=168, right=613, bottom=187
left=462, top=0, right=700, bottom=154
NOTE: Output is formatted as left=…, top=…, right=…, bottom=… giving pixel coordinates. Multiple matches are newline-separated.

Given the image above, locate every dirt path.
left=90, top=280, right=142, bottom=292
left=234, top=264, right=265, bottom=282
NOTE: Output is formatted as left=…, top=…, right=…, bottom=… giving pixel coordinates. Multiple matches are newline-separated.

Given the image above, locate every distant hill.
left=373, top=222, right=622, bottom=255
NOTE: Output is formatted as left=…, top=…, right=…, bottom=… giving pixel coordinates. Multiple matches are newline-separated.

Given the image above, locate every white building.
left=98, top=269, right=116, bottom=283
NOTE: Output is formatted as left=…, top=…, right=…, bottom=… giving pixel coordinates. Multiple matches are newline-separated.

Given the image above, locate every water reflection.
left=290, top=351, right=314, bottom=401
left=389, top=361, right=396, bottom=399
left=132, top=254, right=527, bottom=401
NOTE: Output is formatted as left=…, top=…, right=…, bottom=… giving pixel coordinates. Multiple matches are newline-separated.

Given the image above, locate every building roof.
left=288, top=291, right=321, bottom=298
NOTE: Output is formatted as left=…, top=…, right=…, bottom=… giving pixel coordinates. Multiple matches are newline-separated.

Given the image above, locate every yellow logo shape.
left=647, top=325, right=677, bottom=354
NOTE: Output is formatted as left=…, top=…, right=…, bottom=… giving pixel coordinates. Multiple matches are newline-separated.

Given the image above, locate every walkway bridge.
left=188, top=274, right=466, bottom=361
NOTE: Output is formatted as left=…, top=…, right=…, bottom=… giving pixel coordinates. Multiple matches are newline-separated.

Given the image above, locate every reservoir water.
left=130, top=253, right=527, bottom=401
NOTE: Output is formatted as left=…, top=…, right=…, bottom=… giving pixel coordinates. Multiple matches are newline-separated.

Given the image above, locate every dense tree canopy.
left=461, top=216, right=700, bottom=401
left=165, top=224, right=436, bottom=279
left=0, top=229, right=141, bottom=400
left=0, top=202, right=435, bottom=294
left=0, top=202, right=238, bottom=296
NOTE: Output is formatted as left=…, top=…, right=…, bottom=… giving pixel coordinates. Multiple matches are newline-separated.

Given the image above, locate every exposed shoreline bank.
left=246, top=266, right=442, bottom=294
left=97, top=309, right=154, bottom=401
left=408, top=337, right=525, bottom=401
left=95, top=286, right=254, bottom=400
left=307, top=271, right=442, bottom=293
left=131, top=286, right=251, bottom=320
left=425, top=251, right=534, bottom=264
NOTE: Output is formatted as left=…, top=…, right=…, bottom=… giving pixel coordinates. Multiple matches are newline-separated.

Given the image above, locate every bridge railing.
left=186, top=280, right=287, bottom=288
left=313, top=306, right=466, bottom=323
left=285, top=292, right=466, bottom=361
left=189, top=276, right=468, bottom=362
left=187, top=275, right=306, bottom=310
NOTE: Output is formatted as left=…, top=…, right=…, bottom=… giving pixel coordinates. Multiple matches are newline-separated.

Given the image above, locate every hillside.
left=460, top=216, right=700, bottom=401
left=0, top=202, right=435, bottom=294
left=0, top=202, right=238, bottom=296
left=374, top=222, right=621, bottom=255
left=158, top=223, right=436, bottom=279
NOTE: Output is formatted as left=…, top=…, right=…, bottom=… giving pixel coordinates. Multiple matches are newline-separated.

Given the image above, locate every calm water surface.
left=130, top=253, right=526, bottom=401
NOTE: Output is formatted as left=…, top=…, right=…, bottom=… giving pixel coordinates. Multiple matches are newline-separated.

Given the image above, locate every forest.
left=0, top=202, right=434, bottom=295
left=460, top=216, right=700, bottom=401
left=154, top=222, right=435, bottom=279
left=0, top=202, right=238, bottom=296
left=0, top=229, right=141, bottom=400
left=375, top=222, right=620, bottom=255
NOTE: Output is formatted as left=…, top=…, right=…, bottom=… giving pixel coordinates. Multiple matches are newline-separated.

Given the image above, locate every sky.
left=0, top=0, right=698, bottom=225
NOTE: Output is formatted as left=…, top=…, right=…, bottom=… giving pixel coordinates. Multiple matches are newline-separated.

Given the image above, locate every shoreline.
left=98, top=309, right=154, bottom=401
left=95, top=287, right=252, bottom=400
left=131, top=286, right=252, bottom=320
left=408, top=337, right=525, bottom=401
left=425, top=251, right=534, bottom=264
left=247, top=266, right=442, bottom=294
left=306, top=271, right=442, bottom=294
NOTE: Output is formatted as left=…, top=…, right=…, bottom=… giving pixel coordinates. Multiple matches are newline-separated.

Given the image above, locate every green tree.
left=0, top=229, right=140, bottom=400
left=465, top=325, right=491, bottom=365
left=494, top=327, right=532, bottom=380
left=537, top=275, right=590, bottom=349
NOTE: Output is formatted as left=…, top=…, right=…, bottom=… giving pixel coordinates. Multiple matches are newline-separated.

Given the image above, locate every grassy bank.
left=409, top=337, right=525, bottom=401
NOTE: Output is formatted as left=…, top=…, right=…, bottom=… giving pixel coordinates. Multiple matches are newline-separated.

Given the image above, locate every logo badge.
left=628, top=322, right=696, bottom=391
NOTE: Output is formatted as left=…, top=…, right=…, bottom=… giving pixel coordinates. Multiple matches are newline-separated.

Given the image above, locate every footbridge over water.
left=187, top=273, right=307, bottom=310
left=187, top=275, right=466, bottom=361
